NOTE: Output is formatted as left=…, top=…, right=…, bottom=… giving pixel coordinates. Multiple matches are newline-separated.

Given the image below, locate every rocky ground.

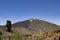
left=0, top=29, right=60, bottom=40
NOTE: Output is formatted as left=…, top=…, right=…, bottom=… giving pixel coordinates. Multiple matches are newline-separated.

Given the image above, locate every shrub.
left=10, top=31, right=26, bottom=40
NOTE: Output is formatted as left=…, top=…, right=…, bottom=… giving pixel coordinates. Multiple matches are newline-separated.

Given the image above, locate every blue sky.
left=0, top=0, right=60, bottom=25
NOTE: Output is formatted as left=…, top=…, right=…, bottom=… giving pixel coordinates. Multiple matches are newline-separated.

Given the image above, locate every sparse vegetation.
left=10, top=31, right=26, bottom=40
left=0, top=29, right=60, bottom=40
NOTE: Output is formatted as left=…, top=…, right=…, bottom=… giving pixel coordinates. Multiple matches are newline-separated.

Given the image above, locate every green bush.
left=10, top=31, right=26, bottom=40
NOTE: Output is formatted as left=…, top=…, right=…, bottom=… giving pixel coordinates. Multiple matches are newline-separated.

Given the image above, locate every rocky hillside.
left=11, top=18, right=60, bottom=33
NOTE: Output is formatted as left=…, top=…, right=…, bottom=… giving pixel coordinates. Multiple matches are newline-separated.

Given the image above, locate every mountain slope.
left=11, top=18, right=60, bottom=33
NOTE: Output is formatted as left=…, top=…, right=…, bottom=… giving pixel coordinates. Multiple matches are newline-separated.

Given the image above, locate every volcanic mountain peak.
left=29, top=18, right=39, bottom=20
left=29, top=18, right=36, bottom=22
left=28, top=18, right=41, bottom=22
left=11, top=18, right=60, bottom=32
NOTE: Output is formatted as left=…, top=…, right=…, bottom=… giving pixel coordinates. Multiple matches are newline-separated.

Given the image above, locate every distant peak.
left=29, top=18, right=38, bottom=20
left=29, top=18, right=39, bottom=22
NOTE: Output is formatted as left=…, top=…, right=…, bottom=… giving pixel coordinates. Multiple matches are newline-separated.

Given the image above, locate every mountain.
left=10, top=18, right=60, bottom=34
left=0, top=18, right=60, bottom=40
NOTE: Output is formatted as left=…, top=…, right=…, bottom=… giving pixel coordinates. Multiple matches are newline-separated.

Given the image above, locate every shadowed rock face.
left=6, top=20, right=11, bottom=32
left=11, top=18, right=60, bottom=33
